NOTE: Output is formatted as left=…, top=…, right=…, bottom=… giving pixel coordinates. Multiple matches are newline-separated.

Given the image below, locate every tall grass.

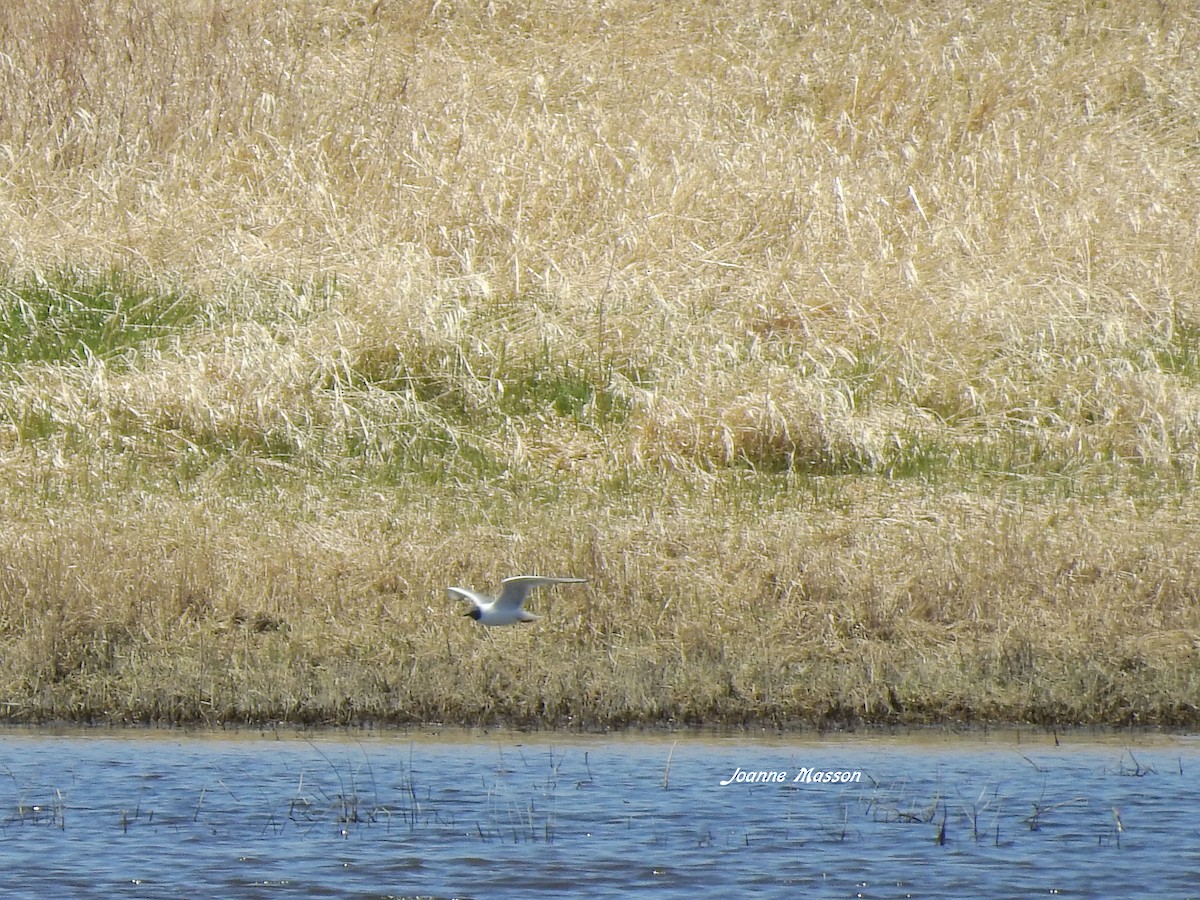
left=0, top=0, right=1198, bottom=726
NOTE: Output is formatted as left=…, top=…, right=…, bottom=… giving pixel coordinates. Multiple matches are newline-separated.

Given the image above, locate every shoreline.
left=0, top=719, right=1195, bottom=747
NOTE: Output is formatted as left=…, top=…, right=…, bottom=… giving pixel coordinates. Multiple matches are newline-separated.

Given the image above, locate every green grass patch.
left=341, top=342, right=631, bottom=430
left=0, top=268, right=204, bottom=368
left=1153, top=318, right=1200, bottom=380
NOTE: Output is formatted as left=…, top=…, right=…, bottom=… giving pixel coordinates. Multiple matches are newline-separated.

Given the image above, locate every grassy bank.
left=0, top=0, right=1198, bottom=728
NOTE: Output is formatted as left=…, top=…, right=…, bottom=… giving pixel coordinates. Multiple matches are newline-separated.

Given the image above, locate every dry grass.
left=0, top=0, right=1198, bottom=727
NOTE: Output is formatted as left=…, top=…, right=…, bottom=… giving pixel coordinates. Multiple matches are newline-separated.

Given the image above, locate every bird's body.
left=449, top=575, right=587, bottom=626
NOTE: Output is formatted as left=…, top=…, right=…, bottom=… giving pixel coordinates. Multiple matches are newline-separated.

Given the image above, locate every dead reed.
left=0, top=0, right=1197, bottom=727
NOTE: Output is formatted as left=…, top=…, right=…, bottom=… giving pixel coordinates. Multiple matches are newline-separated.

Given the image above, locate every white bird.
left=449, top=575, right=587, bottom=626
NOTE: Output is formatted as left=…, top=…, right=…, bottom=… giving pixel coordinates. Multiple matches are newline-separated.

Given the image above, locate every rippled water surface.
left=1, top=727, right=1198, bottom=897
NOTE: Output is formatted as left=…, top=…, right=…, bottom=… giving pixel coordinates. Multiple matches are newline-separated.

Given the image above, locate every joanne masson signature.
left=719, top=766, right=863, bottom=786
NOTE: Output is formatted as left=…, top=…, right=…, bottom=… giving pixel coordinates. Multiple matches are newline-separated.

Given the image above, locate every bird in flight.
left=449, top=575, right=587, bottom=626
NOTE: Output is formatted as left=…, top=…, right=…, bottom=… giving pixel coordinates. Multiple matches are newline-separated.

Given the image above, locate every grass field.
left=0, top=0, right=1199, bottom=728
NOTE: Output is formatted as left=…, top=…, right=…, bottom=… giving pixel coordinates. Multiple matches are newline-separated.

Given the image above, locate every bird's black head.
left=463, top=607, right=481, bottom=620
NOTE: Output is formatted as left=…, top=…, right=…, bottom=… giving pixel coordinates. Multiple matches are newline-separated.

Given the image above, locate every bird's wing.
left=447, top=586, right=491, bottom=608
left=495, top=576, right=587, bottom=611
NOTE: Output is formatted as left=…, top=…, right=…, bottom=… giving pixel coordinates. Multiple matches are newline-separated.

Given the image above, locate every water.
left=1, top=727, right=1197, bottom=897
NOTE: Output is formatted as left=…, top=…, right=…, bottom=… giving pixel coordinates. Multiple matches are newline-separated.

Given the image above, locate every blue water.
left=1, top=728, right=1197, bottom=897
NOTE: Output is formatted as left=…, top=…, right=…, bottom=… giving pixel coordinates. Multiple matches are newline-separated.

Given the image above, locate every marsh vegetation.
left=0, top=0, right=1198, bottom=726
